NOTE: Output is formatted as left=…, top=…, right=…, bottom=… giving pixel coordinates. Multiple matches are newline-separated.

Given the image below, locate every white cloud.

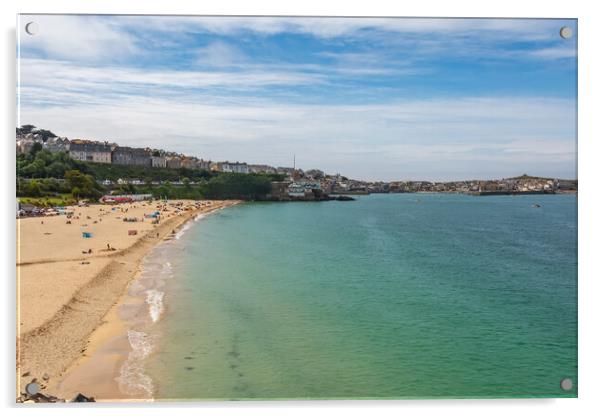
left=19, top=90, right=576, bottom=181
left=18, top=15, right=138, bottom=62
left=18, top=15, right=577, bottom=68
left=127, top=16, right=569, bottom=40
left=19, top=58, right=324, bottom=96
left=195, top=41, right=247, bottom=67
left=526, top=46, right=577, bottom=60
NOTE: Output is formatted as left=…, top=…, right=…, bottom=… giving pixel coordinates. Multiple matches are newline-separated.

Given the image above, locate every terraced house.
left=112, top=146, right=152, bottom=166
left=151, top=151, right=167, bottom=168
left=69, top=141, right=112, bottom=163
left=211, top=161, right=250, bottom=174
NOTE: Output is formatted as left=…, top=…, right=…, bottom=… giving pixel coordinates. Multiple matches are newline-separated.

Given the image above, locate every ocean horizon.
left=126, top=193, right=577, bottom=400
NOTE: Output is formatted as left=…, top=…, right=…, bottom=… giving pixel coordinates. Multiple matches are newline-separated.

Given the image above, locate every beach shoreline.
left=16, top=199, right=240, bottom=401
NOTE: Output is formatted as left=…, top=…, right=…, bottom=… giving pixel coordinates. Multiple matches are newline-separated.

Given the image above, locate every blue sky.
left=18, top=15, right=577, bottom=181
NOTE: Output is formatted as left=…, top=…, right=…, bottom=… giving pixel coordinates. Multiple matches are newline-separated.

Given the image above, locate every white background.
left=1, top=1, right=600, bottom=415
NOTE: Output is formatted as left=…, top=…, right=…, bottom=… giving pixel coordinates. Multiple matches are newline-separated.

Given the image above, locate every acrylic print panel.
left=16, top=15, right=577, bottom=402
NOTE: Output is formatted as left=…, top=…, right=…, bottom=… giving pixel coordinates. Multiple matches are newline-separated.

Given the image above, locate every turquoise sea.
left=135, top=194, right=577, bottom=400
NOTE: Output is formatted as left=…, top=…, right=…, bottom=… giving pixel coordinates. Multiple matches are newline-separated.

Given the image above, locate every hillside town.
left=16, top=127, right=577, bottom=201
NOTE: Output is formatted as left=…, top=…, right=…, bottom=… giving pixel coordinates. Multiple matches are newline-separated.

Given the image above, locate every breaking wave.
left=117, top=206, right=224, bottom=398
left=174, top=221, right=194, bottom=240
left=145, top=289, right=164, bottom=323
left=116, top=330, right=154, bottom=398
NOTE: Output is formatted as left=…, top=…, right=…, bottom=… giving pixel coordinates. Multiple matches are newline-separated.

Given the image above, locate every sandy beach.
left=16, top=199, right=240, bottom=401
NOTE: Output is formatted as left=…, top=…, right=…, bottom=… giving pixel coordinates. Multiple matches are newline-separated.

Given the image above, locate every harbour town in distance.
left=16, top=125, right=577, bottom=211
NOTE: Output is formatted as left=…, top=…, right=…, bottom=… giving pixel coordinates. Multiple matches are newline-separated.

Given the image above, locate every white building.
left=151, top=155, right=167, bottom=168
left=16, top=139, right=35, bottom=154
left=166, top=156, right=181, bottom=169
left=213, top=162, right=250, bottom=174
left=197, top=159, right=211, bottom=171
left=44, top=137, right=70, bottom=153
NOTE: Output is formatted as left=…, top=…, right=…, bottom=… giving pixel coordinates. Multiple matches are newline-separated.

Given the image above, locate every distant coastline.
left=17, top=126, right=577, bottom=208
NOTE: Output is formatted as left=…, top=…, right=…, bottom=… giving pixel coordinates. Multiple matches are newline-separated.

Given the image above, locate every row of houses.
left=18, top=136, right=215, bottom=171
left=16, top=134, right=71, bottom=154
left=68, top=142, right=167, bottom=167
left=68, top=141, right=255, bottom=173
left=17, top=131, right=300, bottom=177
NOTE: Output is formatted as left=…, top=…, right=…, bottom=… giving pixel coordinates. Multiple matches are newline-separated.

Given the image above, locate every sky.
left=18, top=15, right=577, bottom=181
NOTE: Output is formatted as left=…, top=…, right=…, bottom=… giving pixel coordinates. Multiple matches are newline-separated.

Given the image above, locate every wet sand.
left=16, top=199, right=240, bottom=400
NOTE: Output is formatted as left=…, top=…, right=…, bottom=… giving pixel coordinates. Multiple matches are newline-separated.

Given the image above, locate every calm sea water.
left=139, top=193, right=577, bottom=400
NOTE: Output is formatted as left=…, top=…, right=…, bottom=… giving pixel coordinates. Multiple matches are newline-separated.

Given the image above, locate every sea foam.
left=174, top=221, right=193, bottom=239
left=116, top=330, right=154, bottom=398
left=145, top=289, right=165, bottom=323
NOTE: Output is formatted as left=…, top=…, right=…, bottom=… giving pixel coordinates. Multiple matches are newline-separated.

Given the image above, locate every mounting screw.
left=560, top=378, right=573, bottom=391
left=559, top=26, right=573, bottom=39
left=25, top=381, right=40, bottom=395
left=25, top=22, right=38, bottom=35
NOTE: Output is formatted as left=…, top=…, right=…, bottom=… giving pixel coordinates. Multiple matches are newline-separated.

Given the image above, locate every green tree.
left=36, top=129, right=57, bottom=142
left=71, top=186, right=81, bottom=200
left=21, top=159, right=46, bottom=178
left=34, top=149, right=54, bottom=165
left=65, top=169, right=103, bottom=199
left=17, top=124, right=36, bottom=135
left=205, top=173, right=271, bottom=200
left=65, top=170, right=90, bottom=189
left=153, top=185, right=169, bottom=200
left=45, top=161, right=67, bottom=178
left=25, top=180, right=42, bottom=197
left=29, top=142, right=43, bottom=156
